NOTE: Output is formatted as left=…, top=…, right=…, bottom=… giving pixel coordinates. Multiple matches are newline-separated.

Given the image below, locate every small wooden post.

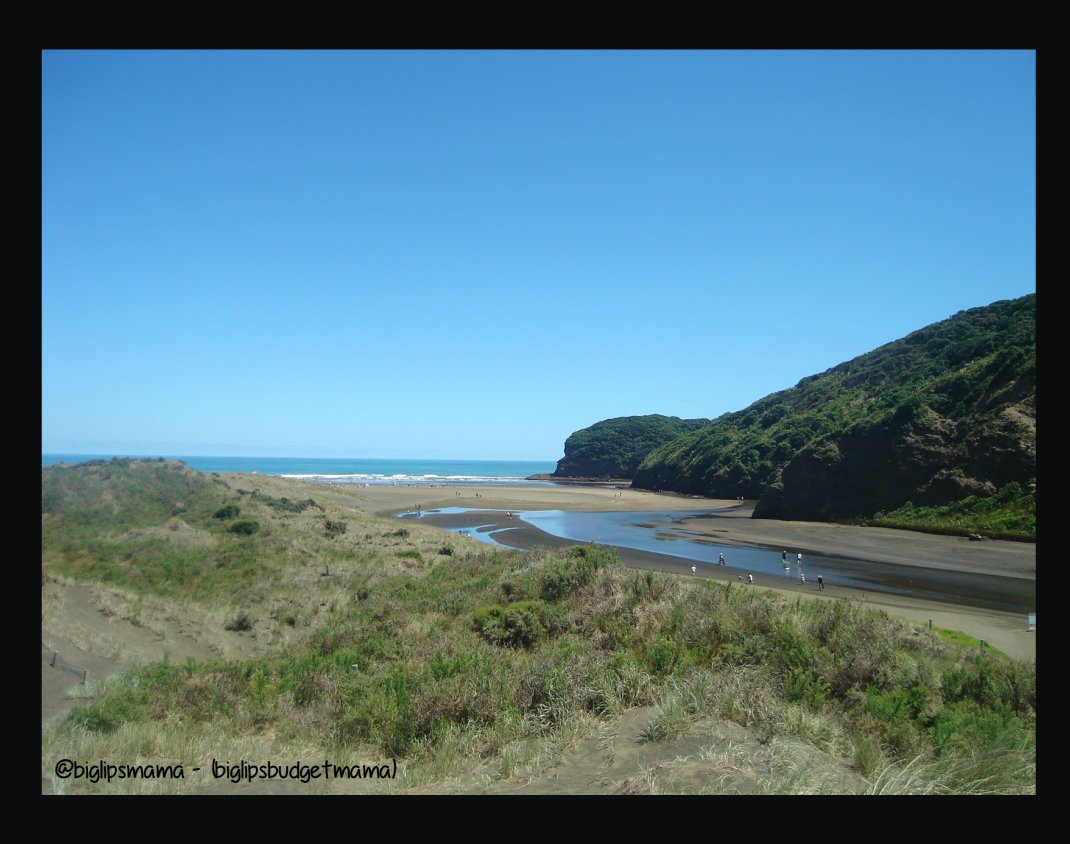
left=51, top=651, right=58, bottom=667
left=928, top=619, right=933, bottom=632
left=82, top=670, right=88, bottom=684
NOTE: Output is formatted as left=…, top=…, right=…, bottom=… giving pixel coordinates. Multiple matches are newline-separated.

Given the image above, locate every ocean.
left=41, top=454, right=558, bottom=486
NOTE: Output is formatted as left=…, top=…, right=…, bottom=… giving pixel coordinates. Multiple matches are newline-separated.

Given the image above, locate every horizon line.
left=42, top=452, right=560, bottom=463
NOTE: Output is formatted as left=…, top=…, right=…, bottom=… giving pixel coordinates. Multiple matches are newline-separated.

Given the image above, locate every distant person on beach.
left=782, top=551, right=787, bottom=564
left=797, top=553, right=803, bottom=564
left=800, top=572, right=806, bottom=584
left=691, top=565, right=697, bottom=574
left=817, top=575, right=824, bottom=591
left=747, top=574, right=754, bottom=585
left=719, top=553, right=725, bottom=566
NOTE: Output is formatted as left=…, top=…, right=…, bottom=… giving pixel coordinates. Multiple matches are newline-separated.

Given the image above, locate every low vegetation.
left=864, top=481, right=1035, bottom=541
left=325, top=518, right=347, bottom=537
left=42, top=460, right=1035, bottom=794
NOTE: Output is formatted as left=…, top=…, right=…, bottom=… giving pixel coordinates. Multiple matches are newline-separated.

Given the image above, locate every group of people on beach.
left=688, top=549, right=823, bottom=591
left=690, top=555, right=731, bottom=574
left=781, top=550, right=824, bottom=590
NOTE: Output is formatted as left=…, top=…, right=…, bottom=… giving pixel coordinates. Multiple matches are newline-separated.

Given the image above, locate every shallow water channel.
left=399, top=507, right=1035, bottom=614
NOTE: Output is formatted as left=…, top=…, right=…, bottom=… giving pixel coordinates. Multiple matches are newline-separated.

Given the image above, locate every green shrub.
left=932, top=700, right=1016, bottom=755
left=644, top=636, right=683, bottom=677
left=540, top=545, right=612, bottom=600
left=866, top=685, right=926, bottom=722
left=67, top=695, right=142, bottom=734
left=258, top=495, right=318, bottom=513
left=472, top=600, right=560, bottom=649
left=228, top=520, right=259, bottom=536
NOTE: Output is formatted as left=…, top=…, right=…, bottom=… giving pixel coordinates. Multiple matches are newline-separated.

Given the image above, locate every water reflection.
left=403, top=507, right=1034, bottom=613
left=444, top=524, right=525, bottom=549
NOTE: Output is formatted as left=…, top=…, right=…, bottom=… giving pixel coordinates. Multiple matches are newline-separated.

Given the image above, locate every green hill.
left=628, top=295, right=1035, bottom=537
left=42, top=457, right=225, bottom=531
left=553, top=415, right=711, bottom=478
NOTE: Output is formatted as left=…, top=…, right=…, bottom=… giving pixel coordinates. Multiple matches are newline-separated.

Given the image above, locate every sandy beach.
left=316, top=480, right=1037, bottom=663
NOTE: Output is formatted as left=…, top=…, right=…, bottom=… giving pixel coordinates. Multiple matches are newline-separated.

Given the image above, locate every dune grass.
left=42, top=461, right=1036, bottom=794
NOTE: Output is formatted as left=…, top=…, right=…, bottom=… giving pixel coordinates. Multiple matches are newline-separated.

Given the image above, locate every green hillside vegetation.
left=42, top=461, right=1034, bottom=794
left=43, top=459, right=288, bottom=600
left=42, top=457, right=224, bottom=532
left=861, top=481, right=1035, bottom=540
left=554, top=415, right=711, bottom=478
left=630, top=295, right=1035, bottom=539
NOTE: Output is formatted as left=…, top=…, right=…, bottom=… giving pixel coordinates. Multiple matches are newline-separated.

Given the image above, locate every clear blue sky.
left=42, top=50, right=1035, bottom=460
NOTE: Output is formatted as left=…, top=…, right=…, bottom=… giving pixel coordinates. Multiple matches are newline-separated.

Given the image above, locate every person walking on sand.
left=797, top=552, right=803, bottom=565
left=782, top=550, right=787, bottom=564
left=747, top=574, right=754, bottom=585
left=817, top=574, right=824, bottom=591
left=719, top=552, right=725, bottom=566
left=800, top=571, right=806, bottom=584
left=691, top=565, right=697, bottom=574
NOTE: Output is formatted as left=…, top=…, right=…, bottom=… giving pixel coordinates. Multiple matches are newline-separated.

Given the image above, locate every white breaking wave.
left=280, top=473, right=547, bottom=485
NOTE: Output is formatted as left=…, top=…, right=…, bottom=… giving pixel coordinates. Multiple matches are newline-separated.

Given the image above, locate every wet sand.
left=349, top=482, right=1036, bottom=662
